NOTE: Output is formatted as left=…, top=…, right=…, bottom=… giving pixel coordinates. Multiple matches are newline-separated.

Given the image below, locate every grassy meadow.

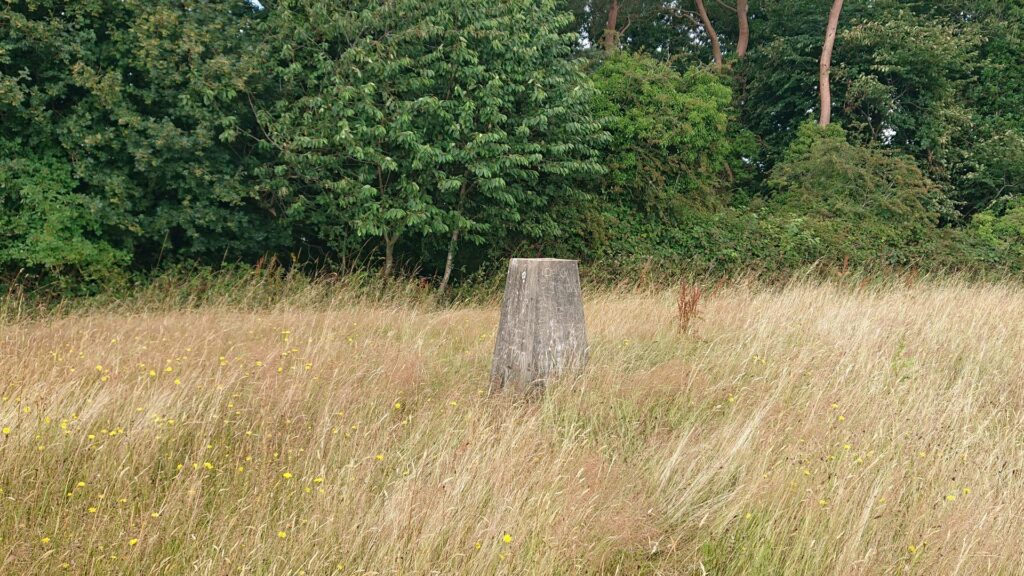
left=2, top=276, right=1023, bottom=574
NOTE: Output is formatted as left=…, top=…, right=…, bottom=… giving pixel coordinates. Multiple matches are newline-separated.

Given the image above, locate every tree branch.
left=715, top=0, right=738, bottom=13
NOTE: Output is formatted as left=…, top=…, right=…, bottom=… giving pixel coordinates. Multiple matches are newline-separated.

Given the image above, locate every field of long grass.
left=2, top=277, right=1024, bottom=574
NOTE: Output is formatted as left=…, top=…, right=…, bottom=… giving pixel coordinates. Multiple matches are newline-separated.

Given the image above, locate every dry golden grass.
left=2, top=278, right=1024, bottom=575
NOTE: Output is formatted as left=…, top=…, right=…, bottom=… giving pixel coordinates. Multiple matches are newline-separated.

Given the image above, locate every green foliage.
left=965, top=131, right=1024, bottom=209
left=734, top=0, right=1024, bottom=221
left=3, top=0, right=1024, bottom=293
left=0, top=142, right=128, bottom=284
left=957, top=3, right=1024, bottom=212
left=562, top=0, right=706, bottom=63
left=582, top=51, right=763, bottom=274
left=967, top=197, right=1024, bottom=266
left=734, top=0, right=835, bottom=160
left=589, top=52, right=740, bottom=213
left=836, top=13, right=979, bottom=197
left=0, top=0, right=279, bottom=286
left=767, top=123, right=945, bottom=266
left=254, top=0, right=605, bottom=274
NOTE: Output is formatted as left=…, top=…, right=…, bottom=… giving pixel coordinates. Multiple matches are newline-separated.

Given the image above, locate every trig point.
left=490, top=258, right=588, bottom=393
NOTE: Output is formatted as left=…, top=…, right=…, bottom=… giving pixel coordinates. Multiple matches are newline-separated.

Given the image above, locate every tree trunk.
left=491, top=258, right=588, bottom=394
left=439, top=182, right=467, bottom=292
left=736, top=0, right=749, bottom=58
left=383, top=233, right=398, bottom=277
left=694, top=0, right=722, bottom=70
left=603, top=0, right=620, bottom=53
left=819, top=0, right=844, bottom=126
left=438, top=228, right=459, bottom=292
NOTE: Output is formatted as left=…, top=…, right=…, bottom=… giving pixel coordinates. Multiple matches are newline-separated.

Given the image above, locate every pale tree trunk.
left=694, top=0, right=722, bottom=70
left=603, top=0, right=620, bottom=53
left=438, top=183, right=467, bottom=292
left=819, top=0, right=844, bottom=126
left=438, top=228, right=459, bottom=292
left=736, top=0, right=749, bottom=58
left=383, top=233, right=398, bottom=277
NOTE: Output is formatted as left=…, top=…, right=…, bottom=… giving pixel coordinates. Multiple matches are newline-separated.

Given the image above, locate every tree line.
left=2, top=0, right=1023, bottom=293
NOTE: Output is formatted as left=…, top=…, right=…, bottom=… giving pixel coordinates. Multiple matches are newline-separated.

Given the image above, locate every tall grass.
left=2, top=276, right=1023, bottom=574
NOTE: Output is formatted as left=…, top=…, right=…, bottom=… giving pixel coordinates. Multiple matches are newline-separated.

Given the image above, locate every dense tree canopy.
left=1, top=0, right=273, bottom=287
left=252, top=0, right=605, bottom=284
left=2, top=0, right=1023, bottom=292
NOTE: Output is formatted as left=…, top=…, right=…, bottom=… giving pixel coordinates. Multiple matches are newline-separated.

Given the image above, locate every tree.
left=590, top=51, right=739, bottom=211
left=968, top=195, right=1024, bottom=267
left=818, top=0, right=843, bottom=126
left=603, top=0, right=621, bottom=52
left=582, top=51, right=755, bottom=268
left=0, top=0, right=271, bottom=287
left=739, top=2, right=977, bottom=177
left=934, top=1, right=1024, bottom=213
left=564, top=0, right=707, bottom=61
left=251, top=1, right=444, bottom=275
left=768, top=122, right=946, bottom=266
left=254, top=0, right=605, bottom=285
left=737, top=0, right=750, bottom=57
left=694, top=0, right=723, bottom=70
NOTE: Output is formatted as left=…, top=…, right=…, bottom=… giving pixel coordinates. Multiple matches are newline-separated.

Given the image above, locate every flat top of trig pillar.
left=509, top=258, right=578, bottom=262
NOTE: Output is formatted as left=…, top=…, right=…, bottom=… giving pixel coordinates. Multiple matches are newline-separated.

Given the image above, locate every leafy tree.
left=837, top=13, right=979, bottom=196
left=254, top=0, right=605, bottom=284
left=738, top=2, right=984, bottom=202
left=582, top=51, right=757, bottom=267
left=0, top=0, right=274, bottom=286
left=767, top=122, right=946, bottom=266
left=563, top=0, right=713, bottom=64
left=3, top=0, right=1024, bottom=292
left=941, top=1, right=1024, bottom=213
left=590, top=51, right=742, bottom=213
left=968, top=196, right=1024, bottom=266
left=0, top=141, right=127, bottom=284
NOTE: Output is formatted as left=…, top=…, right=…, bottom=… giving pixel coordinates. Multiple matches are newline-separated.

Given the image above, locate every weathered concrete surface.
left=490, top=258, right=588, bottom=393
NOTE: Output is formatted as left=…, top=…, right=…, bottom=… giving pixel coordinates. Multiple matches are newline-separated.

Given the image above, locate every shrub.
left=766, top=122, right=947, bottom=267
left=589, top=51, right=743, bottom=216
left=966, top=197, right=1024, bottom=267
